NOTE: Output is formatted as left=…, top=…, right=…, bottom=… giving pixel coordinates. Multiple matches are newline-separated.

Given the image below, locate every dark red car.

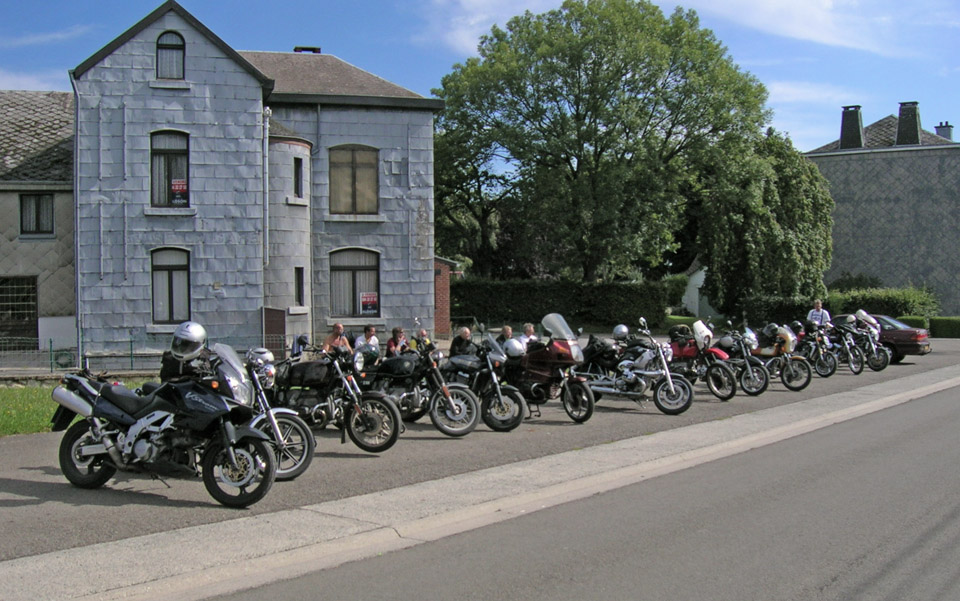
left=835, top=314, right=931, bottom=363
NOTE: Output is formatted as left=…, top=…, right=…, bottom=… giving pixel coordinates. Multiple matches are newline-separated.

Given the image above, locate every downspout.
left=69, top=71, right=83, bottom=365
left=262, top=107, right=270, bottom=345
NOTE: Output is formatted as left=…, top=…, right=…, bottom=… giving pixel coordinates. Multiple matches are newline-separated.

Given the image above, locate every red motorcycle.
left=668, top=320, right=737, bottom=401
left=503, top=313, right=595, bottom=423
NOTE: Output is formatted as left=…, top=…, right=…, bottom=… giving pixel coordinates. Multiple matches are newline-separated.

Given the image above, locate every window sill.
left=150, top=80, right=192, bottom=90
left=327, top=214, right=386, bottom=223
left=144, top=207, right=197, bottom=217
left=146, top=324, right=179, bottom=334
left=18, top=233, right=56, bottom=241
left=288, top=306, right=309, bottom=315
left=328, top=317, right=384, bottom=328
left=285, top=195, right=309, bottom=207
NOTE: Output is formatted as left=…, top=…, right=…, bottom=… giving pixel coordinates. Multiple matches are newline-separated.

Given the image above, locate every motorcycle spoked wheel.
left=257, top=414, right=315, bottom=481
left=59, top=420, right=117, bottom=489
left=704, top=364, right=737, bottom=401
left=653, top=376, right=693, bottom=415
left=845, top=347, right=865, bottom=375
left=814, top=351, right=838, bottom=378
left=429, top=387, right=480, bottom=437
left=780, top=357, right=812, bottom=391
left=201, top=438, right=276, bottom=508
left=738, top=363, right=769, bottom=396
left=561, top=381, right=595, bottom=423
left=480, top=389, right=527, bottom=432
left=345, top=395, right=402, bottom=453
left=866, top=347, right=889, bottom=372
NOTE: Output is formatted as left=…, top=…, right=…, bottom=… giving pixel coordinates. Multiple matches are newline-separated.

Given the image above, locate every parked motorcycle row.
left=47, top=310, right=900, bottom=508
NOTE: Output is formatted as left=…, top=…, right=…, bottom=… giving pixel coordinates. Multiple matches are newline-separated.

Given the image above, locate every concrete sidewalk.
left=3, top=361, right=960, bottom=601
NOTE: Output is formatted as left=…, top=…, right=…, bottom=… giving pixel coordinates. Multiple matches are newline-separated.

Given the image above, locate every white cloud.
left=0, top=68, right=71, bottom=91
left=767, top=81, right=861, bottom=106
left=419, top=0, right=561, bottom=55
left=0, top=24, right=93, bottom=48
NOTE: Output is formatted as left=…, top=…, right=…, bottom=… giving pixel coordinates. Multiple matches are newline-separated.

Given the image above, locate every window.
left=329, top=146, right=378, bottom=214
left=0, top=276, right=38, bottom=339
left=330, top=249, right=379, bottom=317
left=151, top=131, right=189, bottom=207
left=295, top=267, right=305, bottom=306
left=152, top=249, right=190, bottom=323
left=294, top=157, right=304, bottom=198
left=156, top=31, right=185, bottom=80
left=20, top=194, right=54, bottom=235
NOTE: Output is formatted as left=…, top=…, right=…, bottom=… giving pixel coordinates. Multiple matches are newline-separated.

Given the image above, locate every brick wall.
left=434, top=260, right=451, bottom=336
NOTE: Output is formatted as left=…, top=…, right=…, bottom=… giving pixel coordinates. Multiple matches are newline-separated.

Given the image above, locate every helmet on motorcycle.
left=613, top=324, right=629, bottom=340
left=504, top=338, right=526, bottom=358
left=245, top=347, right=274, bottom=367
left=170, top=321, right=207, bottom=362
left=789, top=320, right=804, bottom=334
left=717, top=334, right=734, bottom=349
left=761, top=323, right=778, bottom=339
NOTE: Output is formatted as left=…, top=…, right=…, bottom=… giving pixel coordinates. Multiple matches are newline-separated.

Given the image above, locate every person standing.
left=806, top=299, right=831, bottom=326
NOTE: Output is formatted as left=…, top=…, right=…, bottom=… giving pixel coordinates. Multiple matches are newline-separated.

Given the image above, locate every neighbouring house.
left=0, top=91, right=76, bottom=350
left=56, top=0, right=442, bottom=363
left=805, top=102, right=960, bottom=314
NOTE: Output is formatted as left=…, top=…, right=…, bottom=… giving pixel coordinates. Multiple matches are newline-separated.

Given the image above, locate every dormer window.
left=157, top=31, right=185, bottom=79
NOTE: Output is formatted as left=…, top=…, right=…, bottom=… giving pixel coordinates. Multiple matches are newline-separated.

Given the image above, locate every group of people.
left=317, top=322, right=431, bottom=360
left=448, top=322, right=538, bottom=357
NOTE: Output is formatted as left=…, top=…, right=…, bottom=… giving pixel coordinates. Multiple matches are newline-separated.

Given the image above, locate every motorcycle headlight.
left=744, top=331, right=759, bottom=349
left=353, top=350, right=365, bottom=374
left=661, top=342, right=673, bottom=362
left=259, top=363, right=276, bottom=389
left=431, top=350, right=445, bottom=362
left=224, top=373, right=253, bottom=407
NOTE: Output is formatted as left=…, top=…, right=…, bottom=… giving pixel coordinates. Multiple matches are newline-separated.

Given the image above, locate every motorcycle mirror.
left=577, top=327, right=583, bottom=335
left=638, top=317, right=647, bottom=329
left=478, top=322, right=486, bottom=333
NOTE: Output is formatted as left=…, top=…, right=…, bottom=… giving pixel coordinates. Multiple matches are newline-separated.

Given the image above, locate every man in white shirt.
left=354, top=324, right=379, bottom=350
left=806, top=299, right=831, bottom=326
left=517, top=323, right=538, bottom=348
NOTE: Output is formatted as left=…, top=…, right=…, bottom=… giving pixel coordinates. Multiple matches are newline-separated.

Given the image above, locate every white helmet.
left=245, top=347, right=274, bottom=367
left=170, top=321, right=207, bottom=361
left=504, top=338, right=526, bottom=358
left=613, top=324, right=629, bottom=340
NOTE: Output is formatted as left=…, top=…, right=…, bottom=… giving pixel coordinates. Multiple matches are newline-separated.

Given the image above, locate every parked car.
left=834, top=314, right=932, bottom=363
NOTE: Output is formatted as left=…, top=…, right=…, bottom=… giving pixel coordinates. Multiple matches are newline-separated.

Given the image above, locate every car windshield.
left=541, top=313, right=576, bottom=341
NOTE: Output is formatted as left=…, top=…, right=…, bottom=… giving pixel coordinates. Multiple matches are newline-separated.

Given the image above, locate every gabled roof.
left=0, top=91, right=74, bottom=183
left=240, top=51, right=444, bottom=111
left=71, top=0, right=273, bottom=95
left=807, top=115, right=956, bottom=154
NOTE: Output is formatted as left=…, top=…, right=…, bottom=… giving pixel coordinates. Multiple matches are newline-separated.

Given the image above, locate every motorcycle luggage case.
left=377, top=355, right=417, bottom=377
left=286, top=360, right=331, bottom=387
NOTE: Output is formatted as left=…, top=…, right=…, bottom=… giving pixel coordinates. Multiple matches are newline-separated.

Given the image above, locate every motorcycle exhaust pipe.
left=52, top=386, right=94, bottom=417
left=588, top=385, right=644, bottom=399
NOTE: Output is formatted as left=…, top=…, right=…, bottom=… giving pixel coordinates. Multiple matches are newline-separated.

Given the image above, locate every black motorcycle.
left=357, top=330, right=480, bottom=437
left=714, top=325, right=771, bottom=396
left=270, top=344, right=402, bottom=453
left=50, top=343, right=277, bottom=508
left=442, top=332, right=527, bottom=432
left=796, top=321, right=839, bottom=378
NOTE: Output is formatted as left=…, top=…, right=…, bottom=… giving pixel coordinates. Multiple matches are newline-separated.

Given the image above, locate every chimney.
left=839, top=105, right=864, bottom=149
left=293, top=46, right=321, bottom=53
left=895, top=101, right=921, bottom=145
left=936, top=121, right=954, bottom=141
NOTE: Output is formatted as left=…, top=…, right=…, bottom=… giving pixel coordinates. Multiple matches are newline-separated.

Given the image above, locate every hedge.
left=929, top=317, right=960, bottom=338
left=739, top=287, right=940, bottom=327
left=897, top=315, right=929, bottom=329
left=450, top=278, right=679, bottom=329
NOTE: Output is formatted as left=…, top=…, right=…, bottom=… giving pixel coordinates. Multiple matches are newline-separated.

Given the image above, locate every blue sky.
left=2, top=0, right=958, bottom=152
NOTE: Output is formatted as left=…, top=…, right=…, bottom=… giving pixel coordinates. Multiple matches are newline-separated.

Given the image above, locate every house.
left=805, top=102, right=960, bottom=314
left=57, top=0, right=442, bottom=363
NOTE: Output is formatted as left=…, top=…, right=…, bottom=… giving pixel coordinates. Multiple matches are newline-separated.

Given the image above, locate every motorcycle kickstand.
left=527, top=403, right=541, bottom=419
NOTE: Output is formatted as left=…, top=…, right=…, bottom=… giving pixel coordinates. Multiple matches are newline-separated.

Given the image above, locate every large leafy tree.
left=435, top=0, right=769, bottom=281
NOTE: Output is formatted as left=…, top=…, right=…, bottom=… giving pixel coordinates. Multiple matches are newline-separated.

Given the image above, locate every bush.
left=929, top=317, right=960, bottom=338
left=662, top=274, right=689, bottom=308
left=897, top=315, right=929, bottom=329
left=827, top=287, right=940, bottom=318
left=827, top=271, right=883, bottom=291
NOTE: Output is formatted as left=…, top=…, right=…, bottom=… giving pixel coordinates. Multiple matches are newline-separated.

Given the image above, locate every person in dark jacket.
left=449, top=327, right=477, bottom=356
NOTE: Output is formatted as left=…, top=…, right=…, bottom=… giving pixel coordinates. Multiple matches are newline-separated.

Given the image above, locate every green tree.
left=435, top=0, right=769, bottom=281
left=698, top=129, right=834, bottom=315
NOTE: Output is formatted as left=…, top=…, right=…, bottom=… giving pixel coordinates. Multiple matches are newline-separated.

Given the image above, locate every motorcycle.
left=271, top=343, right=403, bottom=453
left=441, top=330, right=528, bottom=432
left=575, top=318, right=693, bottom=416
left=50, top=343, right=277, bottom=508
left=796, top=321, right=839, bottom=378
left=828, top=318, right=866, bottom=375
left=667, top=321, right=738, bottom=401
left=357, top=324, right=480, bottom=437
left=752, top=323, right=813, bottom=391
left=851, top=309, right=890, bottom=372
left=503, top=313, right=595, bottom=423
left=714, top=325, right=771, bottom=396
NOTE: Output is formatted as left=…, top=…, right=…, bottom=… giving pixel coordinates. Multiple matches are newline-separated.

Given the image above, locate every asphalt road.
left=216, top=385, right=960, bottom=601
left=0, top=342, right=955, bottom=563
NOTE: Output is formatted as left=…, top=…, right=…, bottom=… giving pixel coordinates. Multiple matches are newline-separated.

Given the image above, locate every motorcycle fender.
left=227, top=422, right=272, bottom=445
left=248, top=407, right=300, bottom=430
left=745, top=355, right=766, bottom=367
left=50, top=405, right=78, bottom=432
left=565, top=374, right=589, bottom=384
left=499, top=384, right=521, bottom=395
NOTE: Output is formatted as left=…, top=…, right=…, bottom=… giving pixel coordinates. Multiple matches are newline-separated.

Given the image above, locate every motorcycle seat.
left=448, top=355, right=482, bottom=371
left=101, top=384, right=152, bottom=416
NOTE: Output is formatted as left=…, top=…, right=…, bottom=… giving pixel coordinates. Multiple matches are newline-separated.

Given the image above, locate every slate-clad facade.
left=67, top=0, right=442, bottom=357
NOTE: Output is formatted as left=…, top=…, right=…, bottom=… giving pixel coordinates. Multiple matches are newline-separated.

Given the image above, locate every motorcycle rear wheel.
left=346, top=395, right=402, bottom=453
left=561, top=381, right=595, bottom=423
left=653, top=376, right=693, bottom=415
left=781, top=357, right=812, bottom=391
left=738, top=363, right=769, bottom=396
left=480, top=389, right=526, bottom=432
left=846, top=347, right=865, bottom=374
left=429, top=387, right=479, bottom=437
left=59, top=420, right=116, bottom=489
left=704, top=364, right=737, bottom=401
left=201, top=438, right=276, bottom=508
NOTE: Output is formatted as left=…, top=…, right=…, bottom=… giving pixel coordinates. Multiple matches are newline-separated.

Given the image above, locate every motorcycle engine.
left=633, top=349, right=658, bottom=371
left=617, top=359, right=638, bottom=382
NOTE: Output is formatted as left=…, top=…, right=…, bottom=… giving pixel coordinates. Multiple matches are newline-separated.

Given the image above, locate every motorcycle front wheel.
left=257, top=414, right=315, bottom=481
left=704, top=363, right=737, bottom=401
left=480, top=388, right=526, bottom=432
left=561, top=380, right=595, bottom=423
left=346, top=395, right=402, bottom=453
left=738, top=363, right=769, bottom=396
left=781, top=357, right=812, bottom=391
left=847, top=347, right=865, bottom=374
left=814, top=351, right=838, bottom=378
left=201, top=438, right=276, bottom=508
left=429, top=386, right=479, bottom=437
left=653, top=376, right=693, bottom=415
left=59, top=420, right=117, bottom=489
left=866, top=347, right=889, bottom=372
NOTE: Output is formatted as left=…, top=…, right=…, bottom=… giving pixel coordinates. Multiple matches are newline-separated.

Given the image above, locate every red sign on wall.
left=361, top=292, right=378, bottom=315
